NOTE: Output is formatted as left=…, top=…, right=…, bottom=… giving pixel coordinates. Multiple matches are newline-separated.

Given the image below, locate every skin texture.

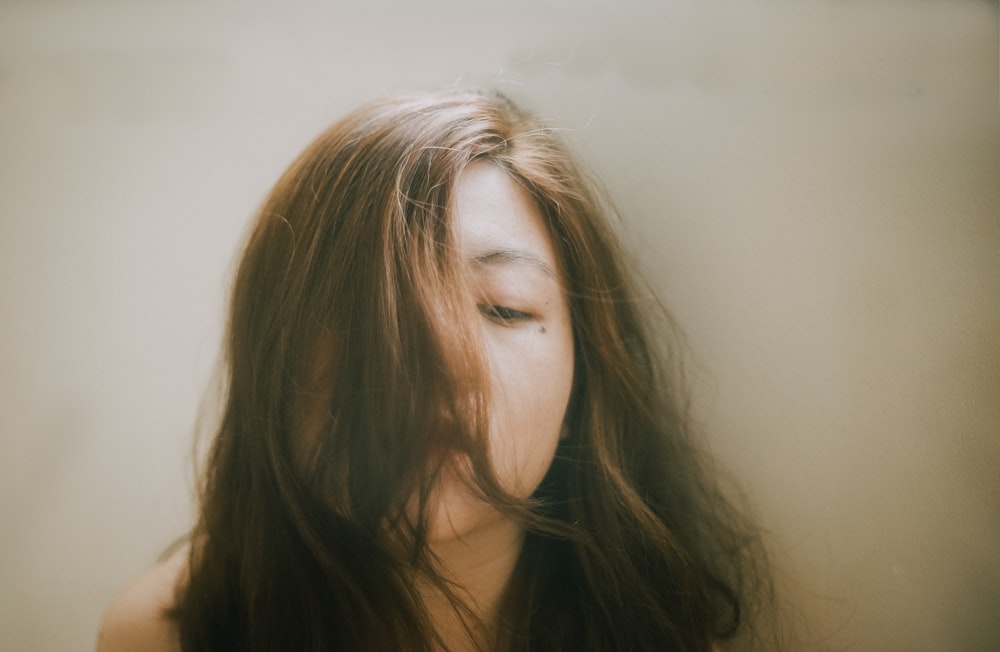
left=95, top=549, right=185, bottom=652
left=423, top=160, right=575, bottom=543
left=416, top=161, right=576, bottom=649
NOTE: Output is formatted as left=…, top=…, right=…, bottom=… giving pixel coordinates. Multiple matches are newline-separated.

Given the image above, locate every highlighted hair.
left=173, top=90, right=774, bottom=651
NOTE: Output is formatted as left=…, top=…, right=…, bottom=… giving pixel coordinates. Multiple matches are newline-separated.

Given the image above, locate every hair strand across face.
left=172, top=89, right=779, bottom=652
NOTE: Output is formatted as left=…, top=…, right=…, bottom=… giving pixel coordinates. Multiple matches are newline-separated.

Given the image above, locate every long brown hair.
left=172, top=90, right=775, bottom=650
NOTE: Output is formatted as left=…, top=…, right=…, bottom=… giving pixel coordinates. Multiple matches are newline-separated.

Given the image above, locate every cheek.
left=484, top=323, right=575, bottom=496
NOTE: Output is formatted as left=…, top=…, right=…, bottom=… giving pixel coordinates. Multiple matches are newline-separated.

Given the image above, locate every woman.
left=98, top=90, right=775, bottom=651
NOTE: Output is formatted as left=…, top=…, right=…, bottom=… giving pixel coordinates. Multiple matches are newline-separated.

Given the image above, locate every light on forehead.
left=469, top=247, right=559, bottom=282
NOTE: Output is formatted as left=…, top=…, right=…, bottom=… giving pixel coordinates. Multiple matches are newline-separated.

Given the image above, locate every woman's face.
left=423, top=161, right=575, bottom=543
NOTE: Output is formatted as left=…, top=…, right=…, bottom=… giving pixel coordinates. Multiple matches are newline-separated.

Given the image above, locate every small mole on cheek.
left=538, top=325, right=546, bottom=334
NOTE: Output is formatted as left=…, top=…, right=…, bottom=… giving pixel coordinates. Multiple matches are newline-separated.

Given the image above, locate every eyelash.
left=477, top=304, right=533, bottom=324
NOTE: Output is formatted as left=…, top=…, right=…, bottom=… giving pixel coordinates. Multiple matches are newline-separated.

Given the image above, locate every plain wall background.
left=1, top=1, right=997, bottom=649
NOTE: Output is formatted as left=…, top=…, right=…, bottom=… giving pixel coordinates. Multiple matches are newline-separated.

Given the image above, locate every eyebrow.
left=469, top=247, right=559, bottom=281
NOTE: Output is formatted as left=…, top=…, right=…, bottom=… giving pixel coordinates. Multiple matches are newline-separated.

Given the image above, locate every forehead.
left=451, top=162, right=560, bottom=277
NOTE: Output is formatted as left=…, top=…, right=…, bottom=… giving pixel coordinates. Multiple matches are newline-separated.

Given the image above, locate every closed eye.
left=478, top=304, right=533, bottom=324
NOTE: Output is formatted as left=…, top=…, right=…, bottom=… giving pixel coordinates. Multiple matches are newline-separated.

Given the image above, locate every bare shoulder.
left=96, top=548, right=188, bottom=652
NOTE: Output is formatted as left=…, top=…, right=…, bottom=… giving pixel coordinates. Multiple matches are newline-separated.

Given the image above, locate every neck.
left=419, top=517, right=525, bottom=651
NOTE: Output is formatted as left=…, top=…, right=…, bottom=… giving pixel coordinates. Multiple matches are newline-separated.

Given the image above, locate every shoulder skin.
left=95, top=549, right=187, bottom=652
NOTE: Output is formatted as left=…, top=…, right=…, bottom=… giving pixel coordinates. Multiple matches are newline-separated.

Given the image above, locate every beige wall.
left=1, top=1, right=997, bottom=649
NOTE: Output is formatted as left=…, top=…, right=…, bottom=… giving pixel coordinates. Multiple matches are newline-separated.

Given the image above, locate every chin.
left=422, top=469, right=506, bottom=546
